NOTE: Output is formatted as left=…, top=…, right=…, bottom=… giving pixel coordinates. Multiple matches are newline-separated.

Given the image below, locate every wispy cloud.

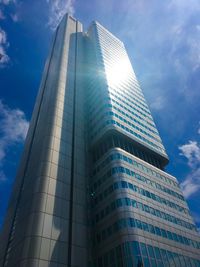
left=163, top=1, right=200, bottom=100
left=0, top=27, right=9, bottom=67
left=47, top=0, right=75, bottom=30
left=179, top=140, right=200, bottom=198
left=0, top=100, right=29, bottom=182
left=0, top=27, right=7, bottom=45
left=198, top=122, right=200, bottom=135
left=112, top=0, right=200, bottom=141
left=118, top=0, right=200, bottom=99
left=0, top=8, right=5, bottom=19
left=150, top=95, right=165, bottom=111
left=0, top=0, right=16, bottom=4
left=191, top=212, right=200, bottom=231
left=0, top=0, right=19, bottom=22
left=0, top=0, right=19, bottom=66
left=0, top=170, right=6, bottom=182
left=10, top=12, right=18, bottom=22
left=179, top=141, right=200, bottom=167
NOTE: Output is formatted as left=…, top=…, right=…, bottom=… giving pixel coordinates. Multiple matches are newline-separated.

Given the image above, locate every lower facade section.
left=89, top=146, right=200, bottom=266
left=90, top=240, right=200, bottom=267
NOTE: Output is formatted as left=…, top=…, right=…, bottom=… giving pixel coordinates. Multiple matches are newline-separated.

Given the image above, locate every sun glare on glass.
left=106, top=58, right=132, bottom=87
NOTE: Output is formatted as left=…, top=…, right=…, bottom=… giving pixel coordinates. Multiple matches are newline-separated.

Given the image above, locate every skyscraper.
left=0, top=13, right=200, bottom=267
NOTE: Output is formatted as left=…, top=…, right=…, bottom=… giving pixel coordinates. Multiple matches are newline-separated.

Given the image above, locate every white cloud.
left=0, top=100, right=29, bottom=182
left=47, top=0, right=75, bottom=30
left=179, top=141, right=200, bottom=168
left=0, top=0, right=19, bottom=65
left=179, top=140, right=200, bottom=198
left=0, top=27, right=9, bottom=66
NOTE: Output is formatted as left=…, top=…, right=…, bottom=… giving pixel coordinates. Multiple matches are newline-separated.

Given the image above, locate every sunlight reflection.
left=106, top=58, right=132, bottom=87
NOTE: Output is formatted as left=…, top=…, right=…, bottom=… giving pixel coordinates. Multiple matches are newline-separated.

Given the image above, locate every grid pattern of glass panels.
left=87, top=21, right=200, bottom=266
left=87, top=21, right=168, bottom=159
left=90, top=241, right=200, bottom=267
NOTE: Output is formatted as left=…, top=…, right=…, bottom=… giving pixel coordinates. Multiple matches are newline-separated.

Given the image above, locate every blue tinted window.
left=128, top=218, right=135, bottom=227
left=144, top=205, right=150, bottom=213
left=124, top=242, right=131, bottom=257
left=156, top=261, right=164, bottom=267
left=148, top=224, right=155, bottom=234
left=147, top=245, right=155, bottom=258
left=161, top=229, right=167, bottom=238
left=140, top=243, right=148, bottom=257
left=167, top=251, right=175, bottom=265
left=133, top=257, right=143, bottom=267
left=135, top=219, right=142, bottom=229
left=131, top=199, right=137, bottom=208
left=132, top=241, right=140, bottom=256
left=155, top=227, right=161, bottom=236
left=142, top=222, right=149, bottom=232
left=128, top=183, right=133, bottom=190
left=154, top=247, right=161, bottom=260
left=121, top=181, right=128, bottom=188
left=150, top=259, right=157, bottom=267
left=172, top=233, right=178, bottom=242
left=173, top=253, right=181, bottom=266
left=167, top=231, right=173, bottom=240
left=143, top=257, right=150, bottom=267
left=160, top=249, right=169, bottom=263
left=125, top=198, right=131, bottom=206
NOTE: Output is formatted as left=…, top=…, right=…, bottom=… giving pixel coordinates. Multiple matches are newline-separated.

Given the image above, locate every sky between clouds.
left=0, top=0, right=200, bottom=227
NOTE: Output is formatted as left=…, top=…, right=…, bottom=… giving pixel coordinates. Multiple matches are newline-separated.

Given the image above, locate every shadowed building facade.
left=0, top=14, right=200, bottom=267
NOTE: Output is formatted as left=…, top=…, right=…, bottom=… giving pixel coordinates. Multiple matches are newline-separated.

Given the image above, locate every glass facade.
left=87, top=21, right=200, bottom=266
left=90, top=241, right=200, bottom=267
left=87, top=21, right=167, bottom=159
left=0, top=14, right=200, bottom=267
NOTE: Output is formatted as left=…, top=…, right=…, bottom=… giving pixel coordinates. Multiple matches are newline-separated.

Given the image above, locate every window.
left=142, top=222, right=149, bottom=232
left=155, top=227, right=161, bottom=236
left=148, top=224, right=155, bottom=234
left=121, top=181, right=128, bottom=188
left=154, top=247, right=161, bottom=260
left=132, top=241, right=140, bottom=256
left=128, top=218, right=135, bottom=227
left=147, top=245, right=155, bottom=258
left=135, top=219, right=142, bottom=229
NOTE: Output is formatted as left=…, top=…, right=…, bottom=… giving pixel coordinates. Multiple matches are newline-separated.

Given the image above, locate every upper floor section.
left=86, top=21, right=169, bottom=166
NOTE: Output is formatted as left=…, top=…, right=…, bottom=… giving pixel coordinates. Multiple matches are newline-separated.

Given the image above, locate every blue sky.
left=0, top=0, right=200, bottom=229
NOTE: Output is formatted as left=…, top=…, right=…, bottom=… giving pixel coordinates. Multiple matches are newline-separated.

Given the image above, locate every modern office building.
left=0, top=13, right=200, bottom=267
